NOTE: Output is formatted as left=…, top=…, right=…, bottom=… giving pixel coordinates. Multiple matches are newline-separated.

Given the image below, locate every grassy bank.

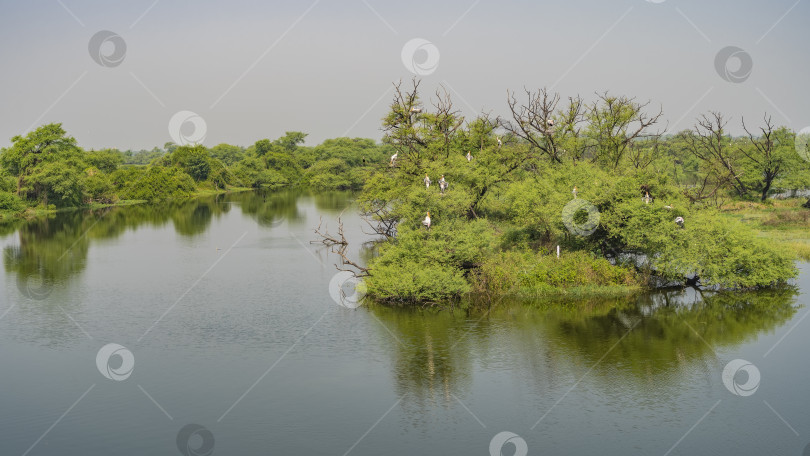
left=720, top=198, right=810, bottom=261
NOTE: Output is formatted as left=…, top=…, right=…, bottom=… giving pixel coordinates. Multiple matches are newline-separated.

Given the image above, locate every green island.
left=2, top=80, right=809, bottom=304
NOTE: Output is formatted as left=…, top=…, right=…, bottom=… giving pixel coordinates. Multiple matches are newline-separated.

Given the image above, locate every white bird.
left=424, top=174, right=431, bottom=189
left=439, top=175, right=448, bottom=194
left=390, top=152, right=398, bottom=166
left=497, top=136, right=502, bottom=149
left=466, top=151, right=472, bottom=162
left=643, top=191, right=651, bottom=204
left=664, top=205, right=673, bottom=210
left=410, top=107, right=422, bottom=113
left=572, top=186, right=578, bottom=199
left=422, top=211, right=431, bottom=229
left=547, top=119, right=555, bottom=126
left=674, top=216, right=684, bottom=227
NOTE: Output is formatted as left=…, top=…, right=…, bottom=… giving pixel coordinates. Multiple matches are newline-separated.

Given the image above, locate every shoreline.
left=0, top=186, right=254, bottom=222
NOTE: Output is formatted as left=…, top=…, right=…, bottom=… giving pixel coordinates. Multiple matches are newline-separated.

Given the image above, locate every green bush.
left=119, top=167, right=196, bottom=202
left=0, top=191, right=25, bottom=212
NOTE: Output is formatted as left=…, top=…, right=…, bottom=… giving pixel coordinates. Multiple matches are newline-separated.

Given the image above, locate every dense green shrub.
left=0, top=191, right=25, bottom=212
left=119, top=167, right=196, bottom=202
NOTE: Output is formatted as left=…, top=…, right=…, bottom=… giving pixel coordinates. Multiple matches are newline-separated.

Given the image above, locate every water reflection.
left=369, top=287, right=799, bottom=405
left=2, top=189, right=309, bottom=298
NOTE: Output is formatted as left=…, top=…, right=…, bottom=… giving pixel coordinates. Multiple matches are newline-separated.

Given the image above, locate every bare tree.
left=429, top=86, right=465, bottom=159
left=586, top=92, right=664, bottom=169
left=359, top=199, right=397, bottom=239
left=683, top=111, right=748, bottom=198
left=740, top=114, right=787, bottom=201
left=502, top=87, right=569, bottom=163
left=312, top=217, right=370, bottom=277
left=382, top=79, right=464, bottom=170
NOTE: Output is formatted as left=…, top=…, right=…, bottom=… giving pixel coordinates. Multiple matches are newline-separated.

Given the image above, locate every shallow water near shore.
left=1, top=189, right=809, bottom=455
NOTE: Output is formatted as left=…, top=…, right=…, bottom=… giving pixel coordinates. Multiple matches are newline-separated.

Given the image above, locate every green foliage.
left=209, top=143, right=245, bottom=166
left=170, top=145, right=211, bottom=181
left=26, top=161, right=85, bottom=207
left=119, top=166, right=196, bottom=202
left=0, top=192, right=25, bottom=212
left=304, top=158, right=361, bottom=190
left=652, top=212, right=797, bottom=289
left=83, top=168, right=116, bottom=204
left=478, top=250, right=641, bottom=297
left=84, top=149, right=124, bottom=173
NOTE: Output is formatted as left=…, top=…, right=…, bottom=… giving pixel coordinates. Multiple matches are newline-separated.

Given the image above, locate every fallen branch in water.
left=312, top=217, right=370, bottom=277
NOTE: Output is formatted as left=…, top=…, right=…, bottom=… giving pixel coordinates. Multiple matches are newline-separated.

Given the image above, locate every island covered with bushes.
left=2, top=80, right=809, bottom=303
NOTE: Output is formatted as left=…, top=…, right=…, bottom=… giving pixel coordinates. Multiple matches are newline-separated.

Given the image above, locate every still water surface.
left=1, top=190, right=809, bottom=455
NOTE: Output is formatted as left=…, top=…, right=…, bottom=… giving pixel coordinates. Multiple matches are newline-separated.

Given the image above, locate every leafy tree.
left=84, top=149, right=124, bottom=174
left=0, top=192, right=25, bottom=212
left=209, top=143, right=245, bottom=166
left=119, top=167, right=195, bottom=202
left=0, top=123, right=81, bottom=199
left=170, top=145, right=211, bottom=181
left=26, top=161, right=85, bottom=207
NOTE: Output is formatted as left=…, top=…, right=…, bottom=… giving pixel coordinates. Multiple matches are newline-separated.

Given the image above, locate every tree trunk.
left=760, top=180, right=771, bottom=202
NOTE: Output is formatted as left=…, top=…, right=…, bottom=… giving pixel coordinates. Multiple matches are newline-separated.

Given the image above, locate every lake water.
left=1, top=189, right=809, bottom=456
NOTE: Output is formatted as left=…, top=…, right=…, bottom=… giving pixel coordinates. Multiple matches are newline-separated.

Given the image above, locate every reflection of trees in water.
left=544, top=288, right=798, bottom=380
left=236, top=188, right=303, bottom=228
left=3, top=212, right=93, bottom=346
left=370, top=288, right=799, bottom=408
left=311, top=190, right=353, bottom=213
left=2, top=191, right=307, bottom=302
left=2, top=196, right=233, bottom=302
left=4, top=211, right=90, bottom=287
left=369, top=306, right=484, bottom=410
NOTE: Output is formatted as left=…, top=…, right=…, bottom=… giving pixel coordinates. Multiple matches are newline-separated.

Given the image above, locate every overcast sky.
left=0, top=0, right=807, bottom=150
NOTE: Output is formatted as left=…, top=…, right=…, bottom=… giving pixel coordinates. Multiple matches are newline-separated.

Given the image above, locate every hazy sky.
left=0, top=0, right=807, bottom=150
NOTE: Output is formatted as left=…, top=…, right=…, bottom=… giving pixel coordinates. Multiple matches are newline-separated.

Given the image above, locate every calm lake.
left=1, top=189, right=809, bottom=456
